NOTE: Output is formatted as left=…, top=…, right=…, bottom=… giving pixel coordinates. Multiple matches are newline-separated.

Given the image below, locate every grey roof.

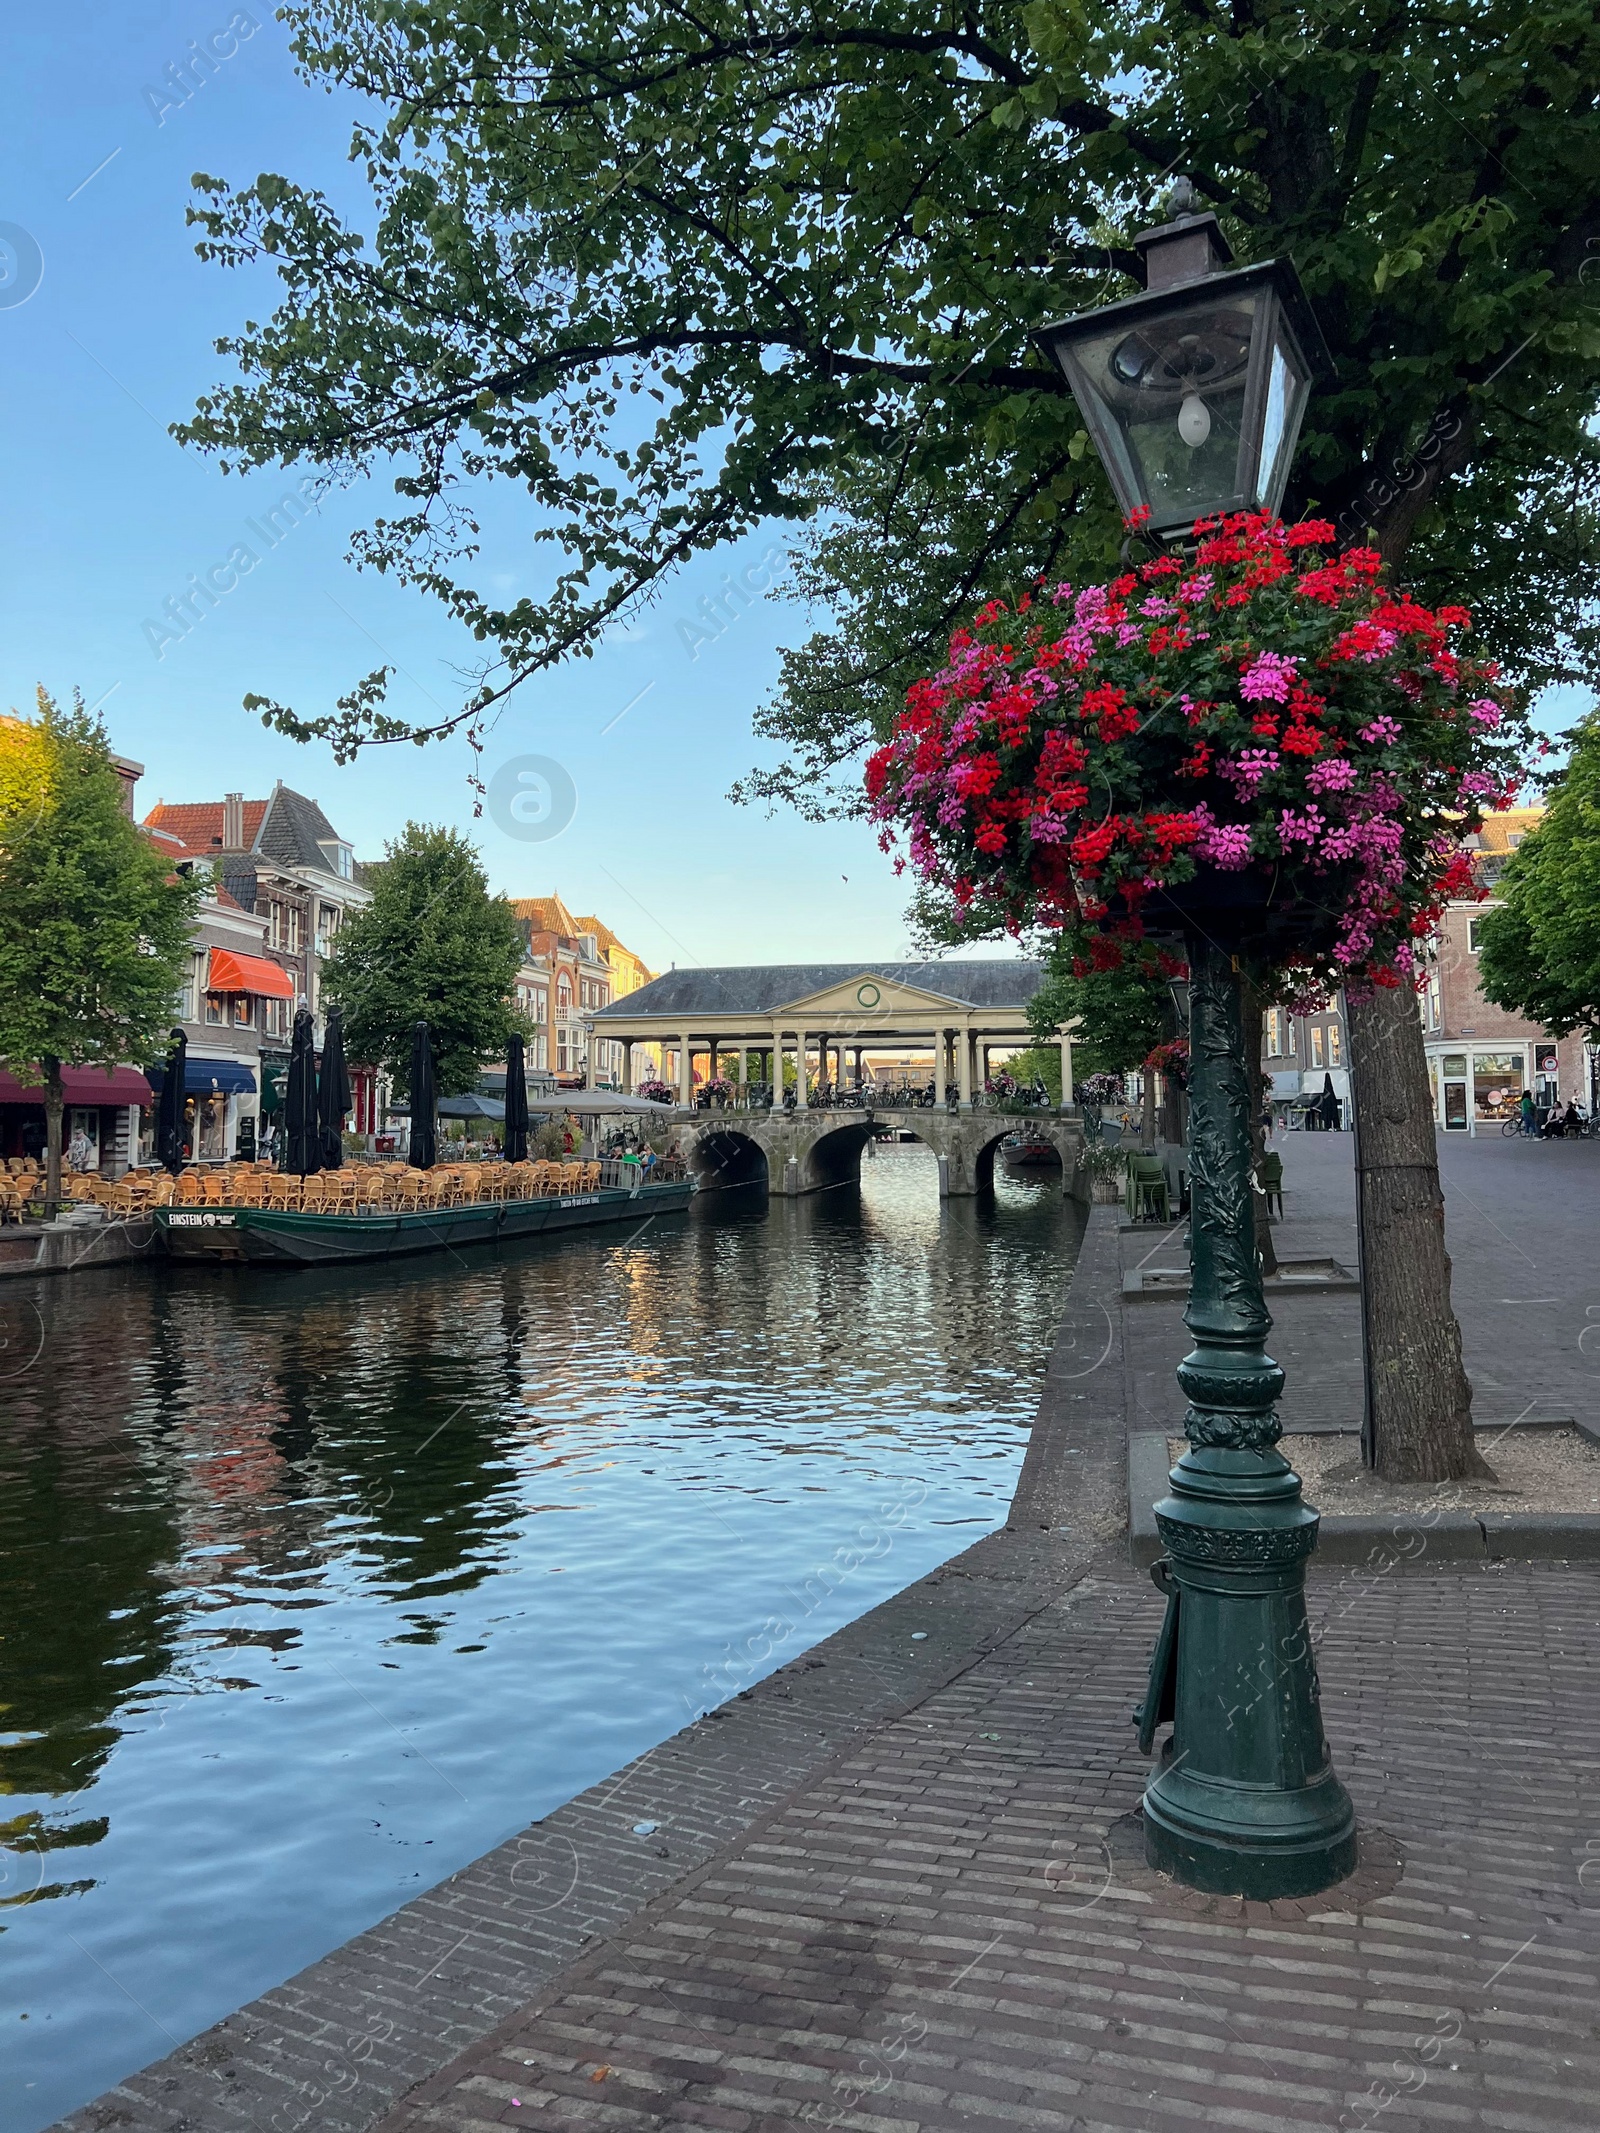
left=254, top=785, right=348, bottom=874
left=594, top=960, right=1043, bottom=1019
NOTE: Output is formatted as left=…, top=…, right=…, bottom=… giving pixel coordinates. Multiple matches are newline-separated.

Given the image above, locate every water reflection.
left=0, top=1149, right=1081, bottom=2130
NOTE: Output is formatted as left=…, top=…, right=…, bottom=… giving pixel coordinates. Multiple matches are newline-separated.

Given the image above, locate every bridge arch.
left=685, top=1126, right=769, bottom=1192
left=972, top=1121, right=1065, bottom=1191
left=798, top=1119, right=875, bottom=1193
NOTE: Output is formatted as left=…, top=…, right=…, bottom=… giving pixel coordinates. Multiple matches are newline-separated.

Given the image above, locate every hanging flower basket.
left=1144, top=1039, right=1190, bottom=1090
left=867, top=513, right=1530, bottom=1000
left=637, top=1079, right=675, bottom=1105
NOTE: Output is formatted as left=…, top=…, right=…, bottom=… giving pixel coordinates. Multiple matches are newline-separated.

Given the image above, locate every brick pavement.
left=377, top=1556, right=1600, bottom=2133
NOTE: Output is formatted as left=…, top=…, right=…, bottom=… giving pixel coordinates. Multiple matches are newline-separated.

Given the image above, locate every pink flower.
left=1458, top=771, right=1497, bottom=799
left=1029, top=814, right=1071, bottom=844
left=1359, top=716, right=1402, bottom=745
left=1177, top=573, right=1214, bottom=603
left=1239, top=651, right=1299, bottom=703
left=1306, top=757, right=1357, bottom=796
left=1467, top=698, right=1503, bottom=730
left=1278, top=807, right=1327, bottom=849
left=1218, top=748, right=1281, bottom=797
left=1196, top=822, right=1254, bottom=870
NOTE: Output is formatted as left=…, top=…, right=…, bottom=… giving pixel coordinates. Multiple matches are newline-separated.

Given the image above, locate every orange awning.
left=208, top=949, right=296, bottom=1000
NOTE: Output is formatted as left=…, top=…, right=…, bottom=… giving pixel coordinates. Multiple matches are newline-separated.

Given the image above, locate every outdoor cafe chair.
left=1257, top=1150, right=1285, bottom=1218
left=264, top=1175, right=300, bottom=1213
left=1125, top=1152, right=1170, bottom=1224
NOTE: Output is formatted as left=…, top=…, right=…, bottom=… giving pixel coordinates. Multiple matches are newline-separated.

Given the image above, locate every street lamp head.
left=1037, top=183, right=1333, bottom=541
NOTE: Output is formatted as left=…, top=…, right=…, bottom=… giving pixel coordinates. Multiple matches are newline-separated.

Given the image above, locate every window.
left=204, top=992, right=225, bottom=1025
left=558, top=1040, right=568, bottom=1071
left=268, top=902, right=283, bottom=949
left=265, top=997, right=287, bottom=1037
left=1328, top=1023, right=1342, bottom=1067
left=1427, top=974, right=1442, bottom=1029
left=558, top=980, right=572, bottom=1013
left=286, top=907, right=302, bottom=954
left=1265, top=1008, right=1285, bottom=1055
left=1310, top=1027, right=1325, bottom=1068
left=1467, top=917, right=1484, bottom=952
left=233, top=995, right=253, bottom=1027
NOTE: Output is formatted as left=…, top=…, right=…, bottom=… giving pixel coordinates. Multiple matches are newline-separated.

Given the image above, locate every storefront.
left=0, top=1065, right=154, bottom=1175
left=142, top=1058, right=259, bottom=1163
left=1427, top=1043, right=1530, bottom=1133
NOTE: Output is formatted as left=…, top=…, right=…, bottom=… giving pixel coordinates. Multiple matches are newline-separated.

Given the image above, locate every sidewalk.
left=62, top=1144, right=1600, bottom=2133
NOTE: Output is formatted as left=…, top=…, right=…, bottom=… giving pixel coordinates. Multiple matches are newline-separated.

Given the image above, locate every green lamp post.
left=1037, top=183, right=1357, bottom=1899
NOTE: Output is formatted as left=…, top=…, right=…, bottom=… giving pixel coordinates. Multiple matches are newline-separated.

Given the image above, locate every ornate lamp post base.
left=1137, top=929, right=1355, bottom=1900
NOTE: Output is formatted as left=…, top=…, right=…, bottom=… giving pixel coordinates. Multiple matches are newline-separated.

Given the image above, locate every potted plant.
left=637, top=1079, right=675, bottom=1105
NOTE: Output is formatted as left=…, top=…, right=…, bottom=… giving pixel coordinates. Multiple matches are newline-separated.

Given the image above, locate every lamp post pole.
left=1038, top=178, right=1357, bottom=1897
left=1138, top=932, right=1355, bottom=1896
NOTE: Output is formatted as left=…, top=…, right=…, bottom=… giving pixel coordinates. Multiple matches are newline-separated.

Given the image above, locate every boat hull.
left=153, top=1182, right=694, bottom=1266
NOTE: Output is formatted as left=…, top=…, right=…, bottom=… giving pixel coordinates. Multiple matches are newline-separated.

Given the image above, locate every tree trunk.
left=1241, top=979, right=1277, bottom=1279
left=1346, top=986, right=1491, bottom=1482
left=43, top=1055, right=64, bottom=1210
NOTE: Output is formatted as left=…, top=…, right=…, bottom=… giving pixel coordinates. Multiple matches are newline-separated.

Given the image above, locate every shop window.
left=1472, top=1051, right=1524, bottom=1122
left=1310, top=1027, right=1325, bottom=1068
left=204, top=992, right=225, bottom=1024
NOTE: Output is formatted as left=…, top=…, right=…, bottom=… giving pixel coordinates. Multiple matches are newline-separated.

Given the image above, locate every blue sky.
left=4, top=7, right=1584, bottom=976
left=0, top=2, right=920, bottom=973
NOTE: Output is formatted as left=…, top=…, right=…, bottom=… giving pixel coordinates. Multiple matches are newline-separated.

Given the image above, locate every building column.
left=957, top=1026, right=973, bottom=1109
left=678, top=1031, right=692, bottom=1108
left=932, top=1029, right=947, bottom=1107
left=770, top=1030, right=784, bottom=1106
left=620, top=1043, right=634, bottom=1094
left=1058, top=1033, right=1074, bottom=1106
left=795, top=1033, right=809, bottom=1108
left=737, top=1047, right=747, bottom=1094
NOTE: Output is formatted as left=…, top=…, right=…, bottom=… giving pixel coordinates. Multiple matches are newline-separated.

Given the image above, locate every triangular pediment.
left=776, top=971, right=974, bottom=1019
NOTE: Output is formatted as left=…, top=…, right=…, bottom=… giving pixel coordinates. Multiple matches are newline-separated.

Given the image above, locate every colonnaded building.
left=589, top=960, right=1073, bottom=1105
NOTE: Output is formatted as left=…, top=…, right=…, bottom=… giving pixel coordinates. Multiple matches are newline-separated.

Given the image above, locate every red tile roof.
left=142, top=800, right=268, bottom=854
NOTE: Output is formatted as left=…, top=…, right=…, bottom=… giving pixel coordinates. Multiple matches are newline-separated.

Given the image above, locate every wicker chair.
left=264, top=1174, right=301, bottom=1212
left=580, top=1160, right=601, bottom=1191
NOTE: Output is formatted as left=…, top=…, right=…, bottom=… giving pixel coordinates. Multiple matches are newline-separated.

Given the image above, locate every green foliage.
left=0, top=691, right=201, bottom=1082
left=1477, top=713, right=1600, bottom=1039
left=1027, top=939, right=1171, bottom=1077
left=320, top=822, right=527, bottom=1093
left=172, top=0, right=1600, bottom=765
left=1003, top=1044, right=1062, bottom=1101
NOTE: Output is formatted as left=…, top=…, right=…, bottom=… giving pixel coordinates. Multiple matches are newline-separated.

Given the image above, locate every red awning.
left=208, top=949, right=296, bottom=1000
left=0, top=1066, right=154, bottom=1105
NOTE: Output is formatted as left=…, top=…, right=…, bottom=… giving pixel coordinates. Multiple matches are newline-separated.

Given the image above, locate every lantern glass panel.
left=1254, top=323, right=1312, bottom=511
left=1063, top=287, right=1265, bottom=527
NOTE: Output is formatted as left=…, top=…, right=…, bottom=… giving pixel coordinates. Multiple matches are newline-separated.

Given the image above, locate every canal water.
left=0, top=1148, right=1083, bottom=2130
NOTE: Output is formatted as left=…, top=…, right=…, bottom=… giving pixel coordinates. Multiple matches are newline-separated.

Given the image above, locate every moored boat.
left=153, top=1178, right=694, bottom=1266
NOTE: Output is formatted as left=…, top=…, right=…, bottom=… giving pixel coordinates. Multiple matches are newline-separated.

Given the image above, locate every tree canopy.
left=1027, top=943, right=1173, bottom=1079
left=0, top=695, right=201, bottom=1075
left=0, top=694, right=202, bottom=1195
left=176, top=0, right=1600, bottom=773
left=1476, top=713, right=1600, bottom=1040
left=319, top=822, right=527, bottom=1092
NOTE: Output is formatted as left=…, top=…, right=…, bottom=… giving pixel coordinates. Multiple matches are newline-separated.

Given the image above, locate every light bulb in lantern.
left=1177, top=392, right=1211, bottom=448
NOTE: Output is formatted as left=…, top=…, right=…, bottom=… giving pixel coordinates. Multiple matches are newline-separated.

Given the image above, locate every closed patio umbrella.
left=408, top=1021, right=437, bottom=1170
left=504, top=1034, right=529, bottom=1163
left=284, top=1008, right=321, bottom=1177
left=317, top=1006, right=352, bottom=1170
left=156, top=1027, right=187, bottom=1175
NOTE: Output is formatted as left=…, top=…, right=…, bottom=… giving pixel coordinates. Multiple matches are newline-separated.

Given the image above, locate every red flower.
left=1281, top=723, right=1325, bottom=758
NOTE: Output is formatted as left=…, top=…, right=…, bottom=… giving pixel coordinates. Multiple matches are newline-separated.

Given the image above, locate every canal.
left=0, top=1147, right=1084, bottom=2130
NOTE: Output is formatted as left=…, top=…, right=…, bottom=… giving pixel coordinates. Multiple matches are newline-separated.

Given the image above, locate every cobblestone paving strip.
left=377, top=1558, right=1600, bottom=2133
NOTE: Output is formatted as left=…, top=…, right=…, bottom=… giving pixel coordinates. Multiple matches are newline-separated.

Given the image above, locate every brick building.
left=1419, top=806, right=1591, bottom=1132
left=506, top=896, right=654, bottom=1087
left=1261, top=996, right=1350, bottom=1125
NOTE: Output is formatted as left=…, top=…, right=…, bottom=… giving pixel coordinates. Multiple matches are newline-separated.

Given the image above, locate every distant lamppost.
left=1036, top=183, right=1356, bottom=1899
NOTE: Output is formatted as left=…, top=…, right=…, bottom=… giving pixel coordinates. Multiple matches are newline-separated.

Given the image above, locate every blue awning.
left=147, top=1058, right=258, bottom=1096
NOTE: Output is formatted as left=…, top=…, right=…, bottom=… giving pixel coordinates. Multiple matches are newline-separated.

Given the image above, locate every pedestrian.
left=1519, top=1088, right=1537, bottom=1136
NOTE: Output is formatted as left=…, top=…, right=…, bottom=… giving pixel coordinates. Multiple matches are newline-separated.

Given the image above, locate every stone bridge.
left=672, top=1107, right=1084, bottom=1198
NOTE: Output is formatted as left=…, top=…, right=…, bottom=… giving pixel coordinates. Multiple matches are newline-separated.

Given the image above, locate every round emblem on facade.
left=856, top=982, right=881, bottom=1008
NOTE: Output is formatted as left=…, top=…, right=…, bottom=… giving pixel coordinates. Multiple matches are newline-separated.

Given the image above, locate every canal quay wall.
left=55, top=1217, right=1131, bottom=2133
left=0, top=1214, right=159, bottom=1281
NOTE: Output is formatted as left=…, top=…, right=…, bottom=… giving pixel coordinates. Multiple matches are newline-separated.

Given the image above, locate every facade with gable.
left=506, top=895, right=654, bottom=1087
left=143, top=781, right=374, bottom=1144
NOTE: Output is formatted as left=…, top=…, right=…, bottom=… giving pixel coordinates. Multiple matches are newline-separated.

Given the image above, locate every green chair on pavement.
left=1126, top=1151, right=1170, bottom=1223
left=1258, top=1149, right=1284, bottom=1218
